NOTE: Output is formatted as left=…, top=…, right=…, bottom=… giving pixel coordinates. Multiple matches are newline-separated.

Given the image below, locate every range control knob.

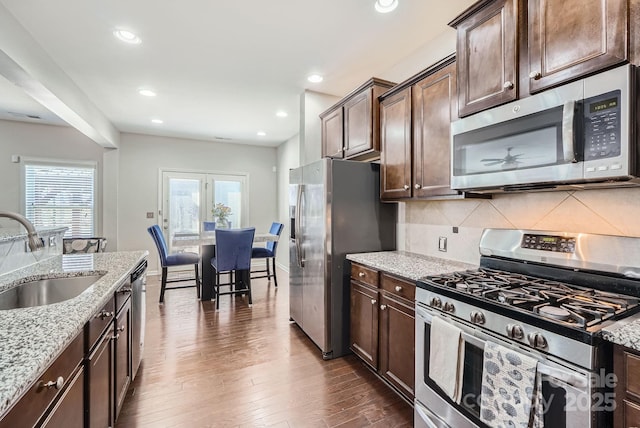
left=429, top=297, right=442, bottom=308
left=528, top=333, right=548, bottom=349
left=470, top=311, right=485, bottom=325
left=506, top=324, right=524, bottom=339
left=443, top=302, right=455, bottom=313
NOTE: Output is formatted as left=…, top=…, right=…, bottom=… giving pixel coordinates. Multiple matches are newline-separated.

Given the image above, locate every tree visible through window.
left=24, top=161, right=96, bottom=238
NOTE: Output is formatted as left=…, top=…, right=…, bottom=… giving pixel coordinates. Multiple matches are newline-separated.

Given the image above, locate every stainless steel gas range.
left=414, top=229, right=640, bottom=428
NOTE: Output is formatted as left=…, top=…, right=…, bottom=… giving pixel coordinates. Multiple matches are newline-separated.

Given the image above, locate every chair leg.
left=194, top=264, right=201, bottom=298
left=272, top=258, right=278, bottom=287
left=265, top=259, right=271, bottom=280
left=246, top=272, right=253, bottom=306
left=159, top=267, right=168, bottom=303
left=215, top=267, right=220, bottom=310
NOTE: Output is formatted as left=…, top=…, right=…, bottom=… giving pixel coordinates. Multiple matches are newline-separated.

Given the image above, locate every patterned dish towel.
left=480, top=341, right=543, bottom=428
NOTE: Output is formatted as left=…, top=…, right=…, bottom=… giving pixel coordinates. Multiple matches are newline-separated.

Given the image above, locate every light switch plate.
left=146, top=212, right=154, bottom=219
left=438, top=236, right=447, bottom=252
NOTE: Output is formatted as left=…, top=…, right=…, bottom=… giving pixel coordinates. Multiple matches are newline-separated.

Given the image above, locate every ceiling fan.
left=481, top=147, right=524, bottom=169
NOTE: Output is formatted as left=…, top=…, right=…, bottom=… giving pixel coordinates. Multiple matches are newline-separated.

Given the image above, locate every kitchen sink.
left=0, top=274, right=104, bottom=310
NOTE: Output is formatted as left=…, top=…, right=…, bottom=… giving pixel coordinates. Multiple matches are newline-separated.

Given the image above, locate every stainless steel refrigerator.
left=289, top=158, right=397, bottom=359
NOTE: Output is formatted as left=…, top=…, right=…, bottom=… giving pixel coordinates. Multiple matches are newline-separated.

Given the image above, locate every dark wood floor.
left=116, top=267, right=413, bottom=428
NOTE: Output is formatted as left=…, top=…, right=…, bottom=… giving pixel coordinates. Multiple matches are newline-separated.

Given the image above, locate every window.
left=23, top=159, right=97, bottom=238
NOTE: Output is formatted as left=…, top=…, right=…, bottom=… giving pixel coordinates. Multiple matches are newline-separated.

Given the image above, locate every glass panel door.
left=207, top=174, right=247, bottom=229
left=161, top=172, right=205, bottom=254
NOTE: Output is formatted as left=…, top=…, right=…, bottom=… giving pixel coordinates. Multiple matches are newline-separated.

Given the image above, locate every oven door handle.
left=416, top=403, right=449, bottom=428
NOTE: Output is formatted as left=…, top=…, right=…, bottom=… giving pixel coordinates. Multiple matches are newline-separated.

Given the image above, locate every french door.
left=160, top=170, right=247, bottom=253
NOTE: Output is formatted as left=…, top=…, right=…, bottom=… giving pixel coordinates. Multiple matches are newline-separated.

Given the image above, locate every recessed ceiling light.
left=151, top=119, right=163, bottom=124
left=307, top=74, right=323, bottom=83
left=138, top=88, right=157, bottom=97
left=276, top=111, right=288, bottom=118
left=375, top=0, right=398, bottom=13
left=113, top=29, right=142, bottom=45
left=257, top=131, right=266, bottom=137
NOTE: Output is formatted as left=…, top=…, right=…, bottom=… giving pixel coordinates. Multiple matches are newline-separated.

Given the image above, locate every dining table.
left=172, top=231, right=279, bottom=301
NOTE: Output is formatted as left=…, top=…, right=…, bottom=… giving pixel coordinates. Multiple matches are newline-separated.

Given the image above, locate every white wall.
left=276, top=133, right=300, bottom=271
left=0, top=119, right=108, bottom=231
left=300, top=90, right=340, bottom=166
left=117, top=133, right=278, bottom=274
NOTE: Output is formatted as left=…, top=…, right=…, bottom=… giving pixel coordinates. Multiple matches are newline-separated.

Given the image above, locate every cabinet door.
left=378, top=293, right=415, bottom=401
left=344, top=89, right=373, bottom=158
left=350, top=281, right=379, bottom=368
left=41, top=367, right=84, bottom=428
left=456, top=0, right=518, bottom=117
left=412, top=62, right=459, bottom=198
left=527, top=0, right=627, bottom=93
left=380, top=87, right=412, bottom=200
left=321, top=107, right=344, bottom=158
left=114, top=299, right=132, bottom=420
left=87, top=330, right=113, bottom=428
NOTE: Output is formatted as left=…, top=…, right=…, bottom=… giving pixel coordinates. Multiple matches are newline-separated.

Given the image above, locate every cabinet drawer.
left=351, top=263, right=379, bottom=288
left=0, top=331, right=83, bottom=428
left=86, top=297, right=115, bottom=353
left=115, top=280, right=132, bottom=315
left=381, top=273, right=415, bottom=301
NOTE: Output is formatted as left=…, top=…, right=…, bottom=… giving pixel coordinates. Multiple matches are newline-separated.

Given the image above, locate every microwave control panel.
left=583, top=90, right=621, bottom=161
left=521, top=234, right=576, bottom=253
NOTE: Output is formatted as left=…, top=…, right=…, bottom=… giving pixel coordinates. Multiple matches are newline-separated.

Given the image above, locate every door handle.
left=562, top=101, right=577, bottom=163
left=295, top=184, right=304, bottom=268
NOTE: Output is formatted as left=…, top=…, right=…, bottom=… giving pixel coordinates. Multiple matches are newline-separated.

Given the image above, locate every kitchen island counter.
left=346, top=250, right=477, bottom=281
left=0, top=250, right=147, bottom=418
left=602, top=315, right=640, bottom=351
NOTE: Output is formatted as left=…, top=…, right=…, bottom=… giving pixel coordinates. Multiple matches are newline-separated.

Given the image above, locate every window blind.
left=24, top=162, right=96, bottom=238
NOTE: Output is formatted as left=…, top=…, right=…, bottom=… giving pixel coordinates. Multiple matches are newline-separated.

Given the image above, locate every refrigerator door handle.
left=295, top=183, right=304, bottom=267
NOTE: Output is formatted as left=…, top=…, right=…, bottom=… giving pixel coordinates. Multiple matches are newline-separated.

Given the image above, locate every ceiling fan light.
left=375, top=0, right=398, bottom=13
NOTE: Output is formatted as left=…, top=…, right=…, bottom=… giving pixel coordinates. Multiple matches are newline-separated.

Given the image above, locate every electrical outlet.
left=438, top=236, right=447, bottom=252
left=146, top=212, right=154, bottom=219
left=49, top=236, right=56, bottom=247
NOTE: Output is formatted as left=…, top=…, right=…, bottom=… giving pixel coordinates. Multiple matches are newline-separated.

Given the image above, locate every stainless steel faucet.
left=0, top=210, right=44, bottom=251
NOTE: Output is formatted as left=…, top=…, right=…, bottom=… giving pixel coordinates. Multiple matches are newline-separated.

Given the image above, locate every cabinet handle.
left=394, top=285, right=403, bottom=292
left=42, top=376, right=64, bottom=390
left=403, top=185, right=410, bottom=190
left=529, top=71, right=542, bottom=80
left=358, top=272, right=365, bottom=278
left=117, top=325, right=126, bottom=333
left=119, top=287, right=132, bottom=294
left=96, top=311, right=114, bottom=320
left=371, top=299, right=377, bottom=305
left=503, top=81, right=514, bottom=90
left=414, top=184, right=421, bottom=189
left=111, top=333, right=121, bottom=341
left=380, top=304, right=387, bottom=310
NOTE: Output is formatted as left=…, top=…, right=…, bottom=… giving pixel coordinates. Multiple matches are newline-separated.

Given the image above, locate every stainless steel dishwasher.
left=130, top=259, right=147, bottom=379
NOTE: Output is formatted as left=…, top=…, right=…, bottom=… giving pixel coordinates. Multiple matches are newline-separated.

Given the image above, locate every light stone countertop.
left=0, top=250, right=148, bottom=418
left=346, top=250, right=477, bottom=281
left=602, top=313, right=640, bottom=351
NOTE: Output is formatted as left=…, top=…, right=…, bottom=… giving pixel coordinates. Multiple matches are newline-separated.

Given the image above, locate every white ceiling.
left=0, top=0, right=474, bottom=147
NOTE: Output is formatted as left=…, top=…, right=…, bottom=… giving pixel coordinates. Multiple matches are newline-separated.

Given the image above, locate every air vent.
left=213, top=136, right=233, bottom=141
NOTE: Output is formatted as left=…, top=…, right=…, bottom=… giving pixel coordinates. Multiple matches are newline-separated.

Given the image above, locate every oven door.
left=415, top=304, right=597, bottom=428
left=450, top=77, right=585, bottom=192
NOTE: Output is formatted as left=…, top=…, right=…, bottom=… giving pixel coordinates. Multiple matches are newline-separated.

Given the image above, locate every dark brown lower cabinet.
left=350, top=281, right=379, bottom=368
left=349, top=262, right=415, bottom=402
left=614, top=344, right=640, bottom=427
left=41, top=367, right=85, bottom=428
left=379, top=293, right=415, bottom=400
left=114, top=298, right=132, bottom=419
left=87, top=328, right=114, bottom=428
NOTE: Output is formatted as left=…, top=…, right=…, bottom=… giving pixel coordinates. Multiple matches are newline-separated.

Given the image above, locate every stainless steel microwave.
left=450, top=64, right=640, bottom=192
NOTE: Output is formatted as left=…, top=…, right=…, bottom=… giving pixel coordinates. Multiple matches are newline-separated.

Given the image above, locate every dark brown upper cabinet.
left=450, top=0, right=635, bottom=117
left=450, top=0, right=518, bottom=117
left=320, top=78, right=395, bottom=161
left=527, top=0, right=627, bottom=93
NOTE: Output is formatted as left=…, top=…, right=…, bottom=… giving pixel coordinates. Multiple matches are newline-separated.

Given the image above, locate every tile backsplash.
left=401, top=187, right=640, bottom=265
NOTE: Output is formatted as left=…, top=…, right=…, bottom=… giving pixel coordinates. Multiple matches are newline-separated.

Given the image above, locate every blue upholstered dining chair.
left=147, top=225, right=200, bottom=303
left=211, top=227, right=255, bottom=310
left=250, top=222, right=284, bottom=286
